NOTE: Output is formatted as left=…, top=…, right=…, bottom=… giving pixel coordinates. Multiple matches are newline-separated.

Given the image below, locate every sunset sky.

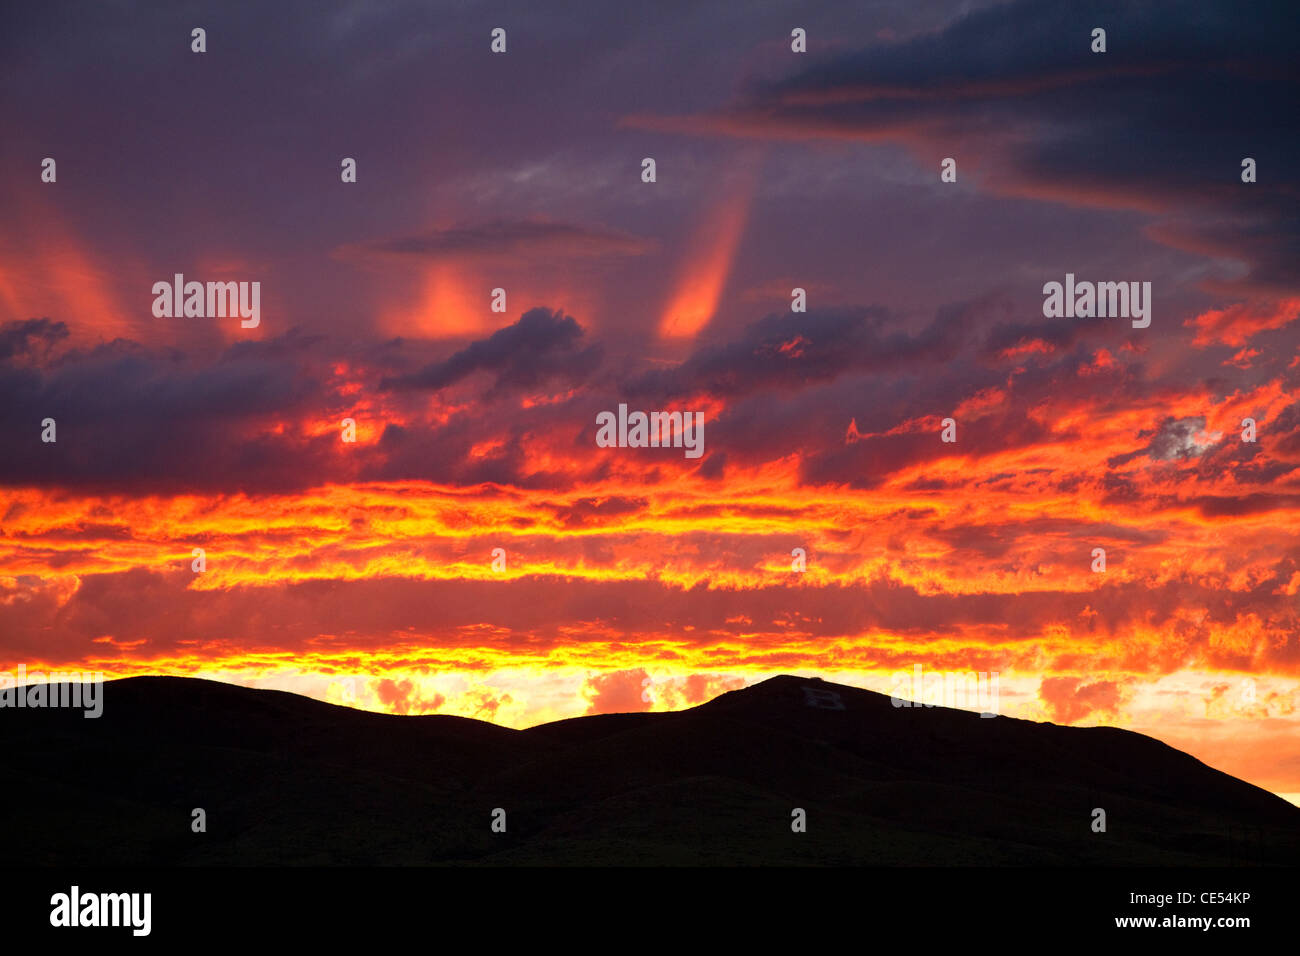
left=2, top=0, right=1298, bottom=802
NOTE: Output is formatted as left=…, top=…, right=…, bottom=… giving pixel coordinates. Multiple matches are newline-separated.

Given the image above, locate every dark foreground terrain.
left=3, top=674, right=1297, bottom=865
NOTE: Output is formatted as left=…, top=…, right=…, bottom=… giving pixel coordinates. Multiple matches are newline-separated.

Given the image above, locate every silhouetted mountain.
left=2, top=674, right=1296, bottom=865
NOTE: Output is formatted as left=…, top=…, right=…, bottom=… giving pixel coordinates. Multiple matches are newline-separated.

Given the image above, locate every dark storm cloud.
left=981, top=310, right=1113, bottom=359
left=0, top=311, right=614, bottom=493
left=0, top=281, right=1266, bottom=495
left=642, top=0, right=1299, bottom=301
left=0, top=318, right=68, bottom=360
left=630, top=302, right=976, bottom=402
left=0, top=330, right=336, bottom=491
left=381, top=307, right=602, bottom=393
left=616, top=292, right=1164, bottom=489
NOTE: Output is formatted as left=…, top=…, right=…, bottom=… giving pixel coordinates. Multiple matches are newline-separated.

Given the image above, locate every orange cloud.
left=659, top=155, right=762, bottom=338
left=1039, top=676, right=1128, bottom=724
left=582, top=668, right=652, bottom=715
left=1186, top=297, right=1300, bottom=347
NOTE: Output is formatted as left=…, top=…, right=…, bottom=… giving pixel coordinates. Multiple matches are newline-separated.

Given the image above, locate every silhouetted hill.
left=2, top=674, right=1296, bottom=865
